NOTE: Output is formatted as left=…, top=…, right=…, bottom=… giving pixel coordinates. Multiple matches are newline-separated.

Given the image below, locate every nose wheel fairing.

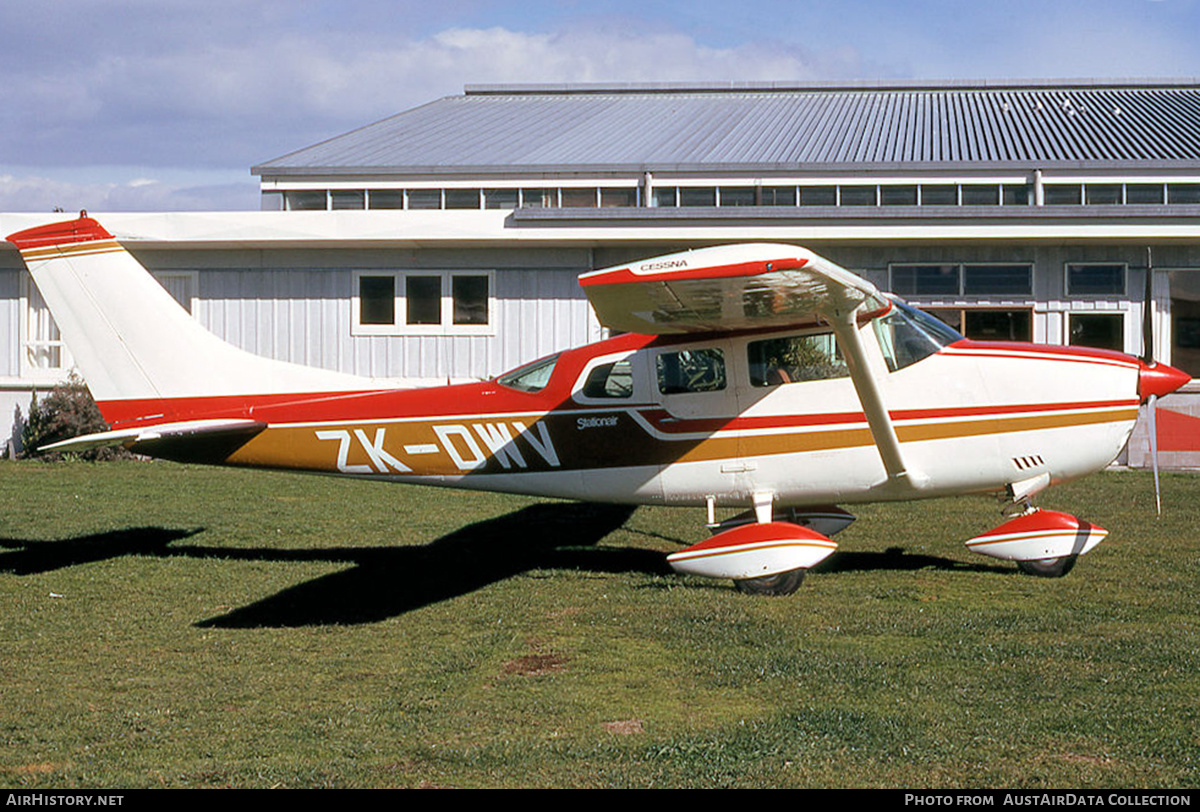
left=965, top=508, right=1107, bottom=567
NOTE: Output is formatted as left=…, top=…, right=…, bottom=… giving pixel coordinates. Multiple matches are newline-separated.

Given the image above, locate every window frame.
left=1066, top=311, right=1127, bottom=352
left=351, top=269, right=496, bottom=336
left=571, top=351, right=645, bottom=404
left=153, top=271, right=200, bottom=316
left=1064, top=263, right=1127, bottom=298
left=922, top=306, right=1035, bottom=343
left=19, top=275, right=72, bottom=379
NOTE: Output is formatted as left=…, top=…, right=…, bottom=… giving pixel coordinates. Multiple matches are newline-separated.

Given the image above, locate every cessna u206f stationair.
left=7, top=216, right=1189, bottom=595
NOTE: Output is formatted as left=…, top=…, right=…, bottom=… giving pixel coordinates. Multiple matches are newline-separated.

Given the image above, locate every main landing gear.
left=1016, top=555, right=1079, bottom=578
left=665, top=504, right=855, bottom=596
left=733, top=568, right=807, bottom=596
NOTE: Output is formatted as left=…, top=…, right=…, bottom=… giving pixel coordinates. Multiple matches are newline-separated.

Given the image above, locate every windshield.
left=496, top=353, right=559, bottom=392
left=872, top=299, right=964, bottom=372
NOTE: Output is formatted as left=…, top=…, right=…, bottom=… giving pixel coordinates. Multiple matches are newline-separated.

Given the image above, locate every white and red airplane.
left=7, top=215, right=1189, bottom=595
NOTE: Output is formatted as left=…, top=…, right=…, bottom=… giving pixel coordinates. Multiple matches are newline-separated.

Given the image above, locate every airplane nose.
left=1138, top=360, right=1191, bottom=402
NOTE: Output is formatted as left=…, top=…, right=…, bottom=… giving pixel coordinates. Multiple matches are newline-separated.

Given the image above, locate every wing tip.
left=7, top=213, right=114, bottom=251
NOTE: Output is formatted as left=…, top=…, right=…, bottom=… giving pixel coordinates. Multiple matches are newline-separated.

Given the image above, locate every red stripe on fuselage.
left=96, top=335, right=1139, bottom=432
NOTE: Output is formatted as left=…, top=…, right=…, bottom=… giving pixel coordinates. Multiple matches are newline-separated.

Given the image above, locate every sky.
left=2, top=0, right=1199, bottom=213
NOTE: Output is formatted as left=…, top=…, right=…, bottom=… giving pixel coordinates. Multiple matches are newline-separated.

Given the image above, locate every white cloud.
left=0, top=172, right=258, bottom=213
left=0, top=22, right=863, bottom=175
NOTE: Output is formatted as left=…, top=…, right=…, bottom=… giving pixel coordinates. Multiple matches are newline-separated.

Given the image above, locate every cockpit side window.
left=872, top=300, right=964, bottom=372
left=656, top=348, right=726, bottom=394
left=496, top=353, right=559, bottom=392
left=748, top=332, right=848, bottom=387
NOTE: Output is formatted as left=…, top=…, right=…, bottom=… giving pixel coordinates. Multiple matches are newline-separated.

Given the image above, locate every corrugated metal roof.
left=253, top=80, right=1200, bottom=177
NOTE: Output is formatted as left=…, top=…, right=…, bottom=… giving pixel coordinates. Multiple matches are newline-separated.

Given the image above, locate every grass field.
left=1, top=460, right=1197, bottom=789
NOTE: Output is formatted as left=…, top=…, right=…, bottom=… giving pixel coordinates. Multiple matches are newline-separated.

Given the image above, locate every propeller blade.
left=1148, top=393, right=1162, bottom=516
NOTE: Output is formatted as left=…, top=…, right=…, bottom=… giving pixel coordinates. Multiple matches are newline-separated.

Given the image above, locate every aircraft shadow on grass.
left=1, top=503, right=1009, bottom=627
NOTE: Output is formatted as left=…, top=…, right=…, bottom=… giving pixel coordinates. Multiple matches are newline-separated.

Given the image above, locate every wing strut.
left=825, top=301, right=928, bottom=493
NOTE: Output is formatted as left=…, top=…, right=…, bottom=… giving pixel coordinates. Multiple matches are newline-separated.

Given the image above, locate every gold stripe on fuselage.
left=216, top=405, right=1138, bottom=476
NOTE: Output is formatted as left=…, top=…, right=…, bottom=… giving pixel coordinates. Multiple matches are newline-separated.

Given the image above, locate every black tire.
left=734, top=568, right=806, bottom=596
left=1016, top=555, right=1078, bottom=578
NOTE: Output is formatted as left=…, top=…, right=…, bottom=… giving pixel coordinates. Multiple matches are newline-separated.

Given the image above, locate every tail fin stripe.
left=20, top=241, right=124, bottom=261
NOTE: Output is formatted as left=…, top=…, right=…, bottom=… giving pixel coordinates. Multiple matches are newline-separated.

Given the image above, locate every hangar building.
left=4, top=78, right=1200, bottom=465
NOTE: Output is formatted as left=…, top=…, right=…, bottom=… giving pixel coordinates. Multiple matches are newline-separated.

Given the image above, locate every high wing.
left=579, top=243, right=890, bottom=335
left=582, top=244, right=924, bottom=492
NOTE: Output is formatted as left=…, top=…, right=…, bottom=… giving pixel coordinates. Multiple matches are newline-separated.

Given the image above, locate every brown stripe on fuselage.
left=204, top=404, right=1137, bottom=477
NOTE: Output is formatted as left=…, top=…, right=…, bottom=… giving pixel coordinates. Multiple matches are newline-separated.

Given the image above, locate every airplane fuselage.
left=110, top=323, right=1144, bottom=510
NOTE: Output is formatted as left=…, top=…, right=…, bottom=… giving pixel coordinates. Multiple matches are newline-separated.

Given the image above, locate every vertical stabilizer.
left=7, top=215, right=376, bottom=422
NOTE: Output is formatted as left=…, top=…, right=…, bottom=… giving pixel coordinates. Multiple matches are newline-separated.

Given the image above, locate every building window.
left=891, top=264, right=961, bottom=297
left=962, top=264, right=1032, bottom=297
left=1170, top=270, right=1200, bottom=379
left=154, top=271, right=199, bottom=315
left=718, top=187, right=756, bottom=207
left=520, top=189, right=558, bottom=208
left=331, top=190, right=366, bottom=210
left=1168, top=184, right=1200, bottom=204
left=358, top=275, right=396, bottom=325
left=925, top=308, right=1033, bottom=342
left=407, top=189, right=442, bottom=210
left=1002, top=184, right=1031, bottom=206
left=1044, top=185, right=1083, bottom=205
left=880, top=185, right=917, bottom=206
left=679, top=187, right=717, bottom=207
left=405, top=276, right=442, bottom=324
left=1126, top=184, right=1164, bottom=205
left=444, top=189, right=481, bottom=209
left=484, top=189, right=519, bottom=209
left=961, top=185, right=999, bottom=206
left=920, top=185, right=957, bottom=205
left=1069, top=313, right=1124, bottom=351
left=20, top=278, right=70, bottom=374
left=761, top=186, right=797, bottom=206
left=1085, top=184, right=1122, bottom=205
left=561, top=188, right=597, bottom=208
left=964, top=309, right=1032, bottom=341
left=284, top=190, right=328, bottom=211
left=368, top=190, right=405, bottom=209
left=600, top=188, right=638, bottom=208
left=1066, top=264, right=1126, bottom=296
left=652, top=187, right=678, bottom=207
left=839, top=186, right=877, bottom=206
left=892, top=262, right=1033, bottom=298
left=352, top=270, right=494, bottom=335
left=798, top=186, right=836, bottom=206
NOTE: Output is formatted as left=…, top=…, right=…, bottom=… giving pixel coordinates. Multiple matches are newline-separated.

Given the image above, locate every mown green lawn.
left=1, top=460, right=1197, bottom=788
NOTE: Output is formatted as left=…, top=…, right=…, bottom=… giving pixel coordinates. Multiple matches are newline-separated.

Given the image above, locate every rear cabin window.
left=656, top=348, right=726, bottom=394
left=582, top=360, right=634, bottom=398
left=748, top=333, right=848, bottom=387
left=497, top=354, right=559, bottom=393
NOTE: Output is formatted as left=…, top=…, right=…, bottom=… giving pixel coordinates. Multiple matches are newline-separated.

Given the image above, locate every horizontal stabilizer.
left=41, top=418, right=266, bottom=454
